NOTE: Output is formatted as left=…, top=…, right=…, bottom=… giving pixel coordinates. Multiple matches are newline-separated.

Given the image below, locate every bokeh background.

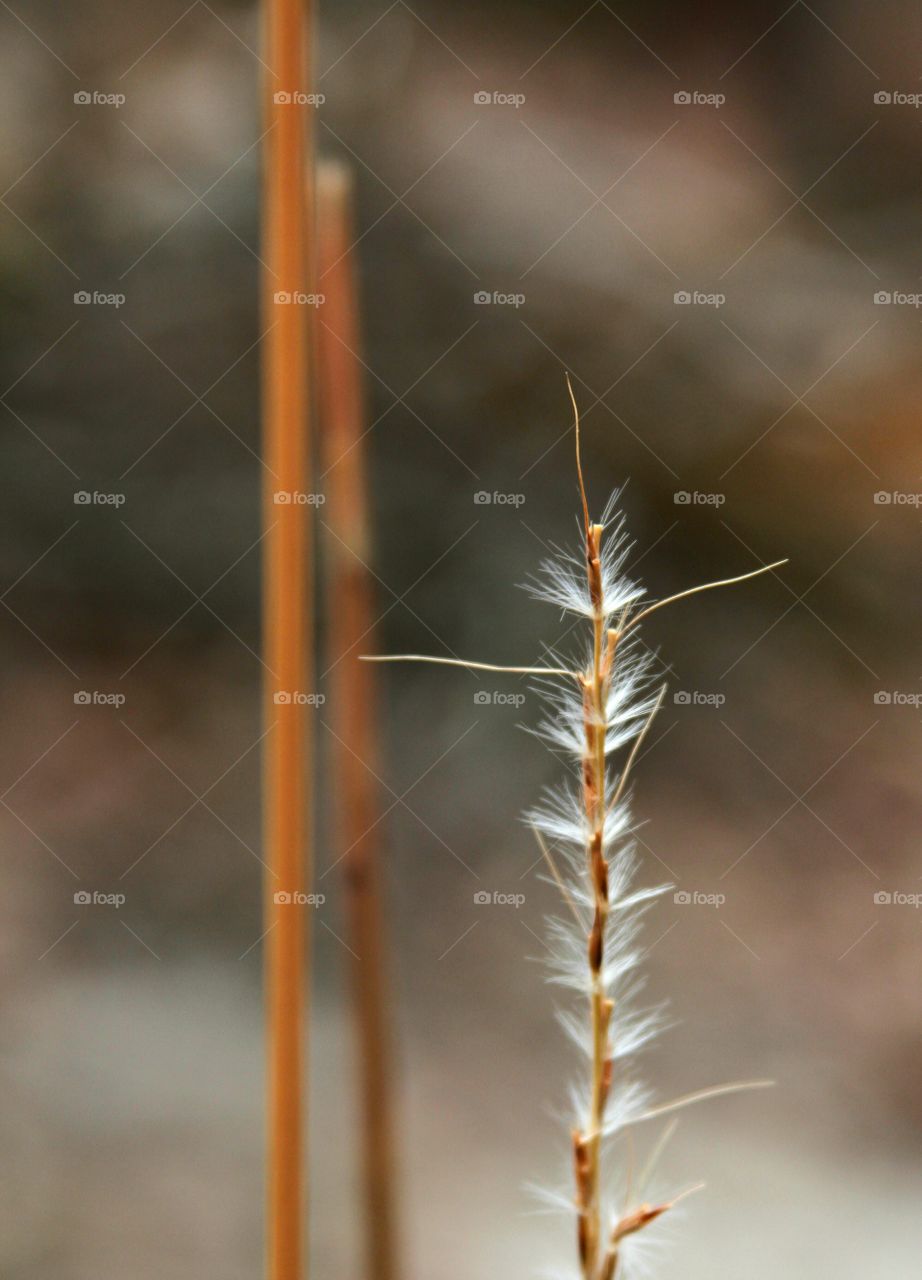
left=1, top=1, right=921, bottom=1276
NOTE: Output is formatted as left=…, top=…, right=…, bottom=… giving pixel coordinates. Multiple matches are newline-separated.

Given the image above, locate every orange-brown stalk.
left=573, top=394, right=613, bottom=1279
left=316, top=158, right=401, bottom=1280
left=261, top=1, right=313, bottom=1278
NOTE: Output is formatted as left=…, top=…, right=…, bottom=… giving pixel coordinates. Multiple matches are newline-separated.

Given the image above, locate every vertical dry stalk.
left=363, top=383, right=784, bottom=1279
left=576, top=500, right=611, bottom=1277
left=316, top=158, right=401, bottom=1280
left=261, top=2, right=313, bottom=1278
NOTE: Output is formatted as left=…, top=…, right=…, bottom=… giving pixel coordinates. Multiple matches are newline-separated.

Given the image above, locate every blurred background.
left=1, top=0, right=921, bottom=1276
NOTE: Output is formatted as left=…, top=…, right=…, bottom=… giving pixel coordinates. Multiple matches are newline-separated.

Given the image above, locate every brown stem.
left=317, top=159, right=401, bottom=1280
left=576, top=520, right=612, bottom=1280
left=261, top=0, right=314, bottom=1277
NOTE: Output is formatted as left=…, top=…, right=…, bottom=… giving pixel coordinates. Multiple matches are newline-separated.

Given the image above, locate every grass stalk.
left=365, top=380, right=784, bottom=1279
left=316, top=158, right=401, bottom=1280
left=579, top=510, right=612, bottom=1277
left=261, top=1, right=313, bottom=1277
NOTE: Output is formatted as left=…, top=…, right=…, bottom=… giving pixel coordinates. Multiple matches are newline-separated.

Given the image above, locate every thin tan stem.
left=636, top=1078, right=774, bottom=1123
left=531, top=825, right=584, bottom=927
left=637, top=1118, right=679, bottom=1195
left=619, top=560, right=788, bottom=637
left=666, top=1181, right=707, bottom=1208
left=567, top=371, right=591, bottom=539
left=361, top=654, right=579, bottom=678
left=609, top=683, right=667, bottom=814
left=622, top=1131, right=636, bottom=1215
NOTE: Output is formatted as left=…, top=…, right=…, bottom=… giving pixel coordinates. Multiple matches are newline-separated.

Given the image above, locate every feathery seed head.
left=365, top=381, right=783, bottom=1278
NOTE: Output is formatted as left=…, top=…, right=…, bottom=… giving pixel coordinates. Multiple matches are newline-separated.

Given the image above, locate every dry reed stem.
left=317, top=158, right=401, bottom=1280
left=575, top=492, right=610, bottom=1276
left=261, top=1, right=313, bottom=1277
left=364, top=381, right=785, bottom=1279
